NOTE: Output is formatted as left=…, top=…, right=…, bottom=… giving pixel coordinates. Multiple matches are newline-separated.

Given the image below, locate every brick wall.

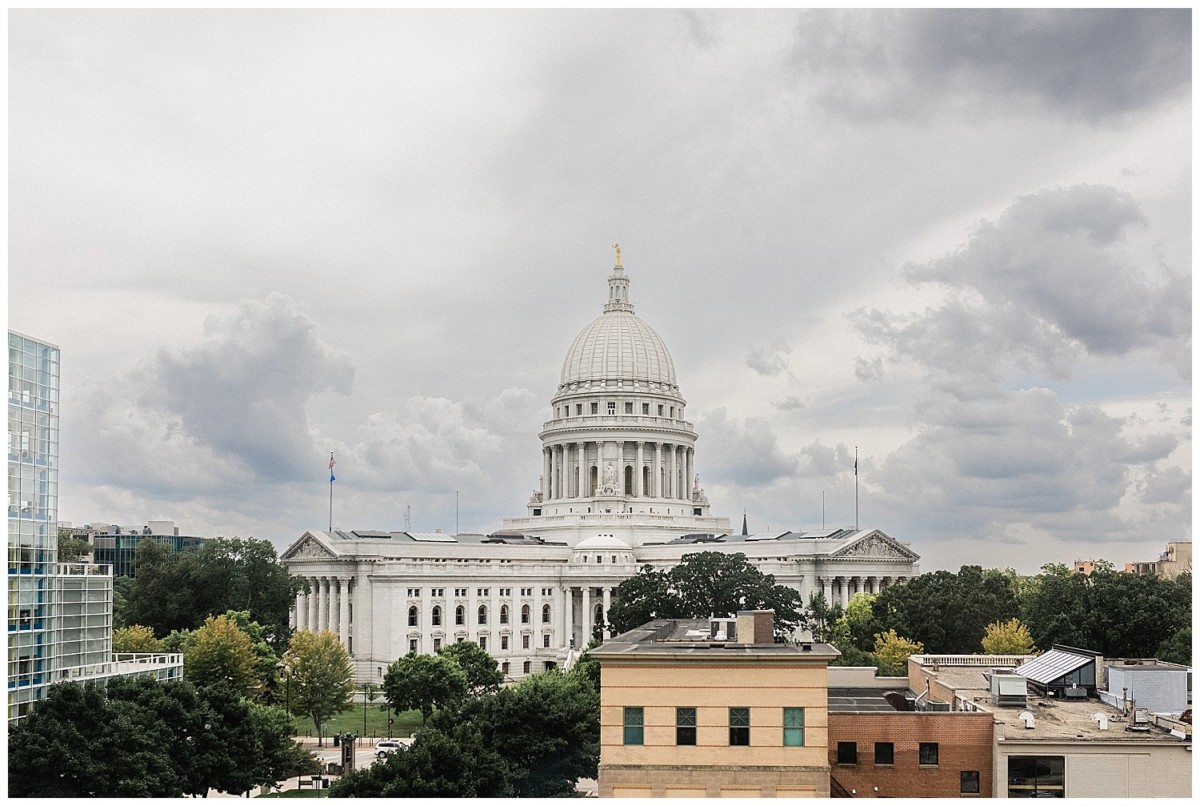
left=828, top=711, right=995, bottom=798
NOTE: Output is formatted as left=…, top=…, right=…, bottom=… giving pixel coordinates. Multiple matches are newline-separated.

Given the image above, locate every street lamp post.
left=362, top=683, right=368, bottom=738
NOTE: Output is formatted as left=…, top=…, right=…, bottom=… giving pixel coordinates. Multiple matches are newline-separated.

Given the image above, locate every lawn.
left=289, top=701, right=423, bottom=741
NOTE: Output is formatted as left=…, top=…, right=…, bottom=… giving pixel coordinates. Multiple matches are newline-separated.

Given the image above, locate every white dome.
left=573, top=534, right=633, bottom=551
left=560, top=311, right=677, bottom=389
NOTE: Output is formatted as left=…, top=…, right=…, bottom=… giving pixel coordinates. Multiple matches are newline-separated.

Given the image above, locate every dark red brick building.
left=828, top=707, right=995, bottom=798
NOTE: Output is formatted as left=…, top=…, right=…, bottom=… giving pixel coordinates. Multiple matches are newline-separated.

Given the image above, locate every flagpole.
left=854, top=446, right=859, bottom=531
left=328, top=452, right=336, bottom=533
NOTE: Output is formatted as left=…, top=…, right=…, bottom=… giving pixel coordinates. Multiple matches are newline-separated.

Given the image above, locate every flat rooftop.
left=591, top=618, right=840, bottom=660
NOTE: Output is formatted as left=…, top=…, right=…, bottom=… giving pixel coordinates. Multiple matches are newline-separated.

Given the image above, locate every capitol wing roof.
left=280, top=531, right=340, bottom=561
left=827, top=529, right=921, bottom=562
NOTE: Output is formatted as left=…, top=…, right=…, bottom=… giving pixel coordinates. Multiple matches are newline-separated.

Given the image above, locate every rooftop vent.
left=1018, top=711, right=1036, bottom=729
left=1092, top=713, right=1109, bottom=731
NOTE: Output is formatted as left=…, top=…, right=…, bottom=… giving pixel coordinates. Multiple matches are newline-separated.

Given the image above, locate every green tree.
left=805, top=591, right=843, bottom=643
left=220, top=609, right=283, bottom=703
left=283, top=630, right=355, bottom=745
left=863, top=566, right=1019, bottom=653
left=331, top=723, right=508, bottom=797
left=383, top=651, right=468, bottom=726
left=874, top=629, right=923, bottom=676
left=438, top=640, right=503, bottom=694
left=184, top=614, right=262, bottom=696
left=193, top=537, right=306, bottom=650
left=603, top=566, right=683, bottom=636
left=981, top=618, right=1037, bottom=655
left=112, top=624, right=161, bottom=653
left=57, top=529, right=92, bottom=562
left=7, top=681, right=163, bottom=797
left=1155, top=625, right=1192, bottom=666
left=441, top=668, right=599, bottom=797
left=607, top=552, right=804, bottom=639
left=839, top=592, right=876, bottom=649
left=112, top=575, right=136, bottom=629
left=123, top=537, right=204, bottom=636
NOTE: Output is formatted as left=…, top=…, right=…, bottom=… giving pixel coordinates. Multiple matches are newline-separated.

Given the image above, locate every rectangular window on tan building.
left=676, top=707, right=697, bottom=745
left=729, top=707, right=750, bottom=746
left=783, top=707, right=805, bottom=746
left=623, top=707, right=644, bottom=746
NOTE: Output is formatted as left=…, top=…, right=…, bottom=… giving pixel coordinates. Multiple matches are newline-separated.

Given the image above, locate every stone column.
left=339, top=577, right=352, bottom=649
left=653, top=443, right=662, bottom=497
left=307, top=578, right=319, bottom=632
left=582, top=586, right=591, bottom=645
left=564, top=586, right=574, bottom=648
left=543, top=447, right=552, bottom=500
left=324, top=578, right=335, bottom=632
left=820, top=576, right=830, bottom=603
left=602, top=587, right=612, bottom=638
left=577, top=443, right=586, bottom=499
left=686, top=448, right=694, bottom=499
left=635, top=442, right=645, bottom=497
left=295, top=588, right=307, bottom=631
left=839, top=577, right=850, bottom=609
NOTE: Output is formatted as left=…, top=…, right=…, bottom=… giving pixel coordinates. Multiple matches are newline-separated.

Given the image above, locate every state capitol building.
left=281, top=252, right=920, bottom=683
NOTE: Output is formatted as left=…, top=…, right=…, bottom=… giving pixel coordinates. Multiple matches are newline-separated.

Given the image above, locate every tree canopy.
left=333, top=664, right=599, bottom=798
left=282, top=630, right=355, bottom=744
left=119, top=536, right=302, bottom=651
left=7, top=677, right=311, bottom=798
left=438, top=639, right=504, bottom=694
left=854, top=566, right=1020, bottom=654
left=606, top=552, right=804, bottom=638
left=383, top=651, right=469, bottom=726
left=184, top=614, right=263, bottom=696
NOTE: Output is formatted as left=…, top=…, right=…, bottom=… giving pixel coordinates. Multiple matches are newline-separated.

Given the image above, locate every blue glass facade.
left=8, top=331, right=60, bottom=720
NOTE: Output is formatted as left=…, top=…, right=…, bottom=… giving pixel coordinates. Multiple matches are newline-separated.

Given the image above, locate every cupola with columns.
left=529, top=249, right=710, bottom=522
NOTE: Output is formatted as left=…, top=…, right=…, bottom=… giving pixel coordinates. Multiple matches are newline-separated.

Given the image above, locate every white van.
left=374, top=740, right=403, bottom=759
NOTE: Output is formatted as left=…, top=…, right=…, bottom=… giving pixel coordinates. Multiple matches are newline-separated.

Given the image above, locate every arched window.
left=478, top=605, right=488, bottom=625
left=500, top=605, right=509, bottom=625
left=590, top=465, right=598, bottom=495
left=594, top=603, right=604, bottom=626
left=431, top=605, right=442, bottom=626
left=455, top=605, right=465, bottom=625
left=521, top=604, right=531, bottom=624
left=642, top=466, right=650, bottom=496
left=624, top=465, right=633, bottom=495
left=408, top=606, right=418, bottom=627
left=542, top=604, right=552, bottom=624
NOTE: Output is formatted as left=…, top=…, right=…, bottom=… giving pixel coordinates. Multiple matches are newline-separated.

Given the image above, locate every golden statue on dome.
left=612, top=242, right=622, bottom=267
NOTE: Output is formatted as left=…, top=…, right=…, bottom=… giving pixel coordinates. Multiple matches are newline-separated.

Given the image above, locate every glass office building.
left=8, top=331, right=61, bottom=720
left=8, top=332, right=182, bottom=722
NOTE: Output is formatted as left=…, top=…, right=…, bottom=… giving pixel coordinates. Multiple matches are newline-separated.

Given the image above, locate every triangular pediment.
left=280, top=532, right=338, bottom=561
left=829, top=529, right=920, bottom=561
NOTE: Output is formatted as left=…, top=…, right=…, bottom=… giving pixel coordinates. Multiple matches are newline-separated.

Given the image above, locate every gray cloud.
left=789, top=9, right=1191, bottom=122
left=874, top=387, right=1185, bottom=542
left=746, top=340, right=792, bottom=376
left=855, top=185, right=1191, bottom=381
left=140, top=293, right=354, bottom=481
left=697, top=408, right=798, bottom=486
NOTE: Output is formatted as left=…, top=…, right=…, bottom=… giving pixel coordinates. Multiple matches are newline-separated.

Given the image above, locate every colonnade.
left=542, top=440, right=694, bottom=501
left=293, top=575, right=354, bottom=651
left=562, top=583, right=615, bottom=646
left=814, top=574, right=898, bottom=609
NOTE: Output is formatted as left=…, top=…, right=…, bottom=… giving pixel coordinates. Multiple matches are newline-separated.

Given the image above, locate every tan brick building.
left=592, top=611, right=839, bottom=797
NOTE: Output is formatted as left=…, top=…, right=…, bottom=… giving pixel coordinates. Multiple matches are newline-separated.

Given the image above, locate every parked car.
left=374, top=740, right=403, bottom=759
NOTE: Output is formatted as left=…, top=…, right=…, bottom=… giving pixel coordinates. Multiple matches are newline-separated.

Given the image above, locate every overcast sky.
left=9, top=9, right=1191, bottom=574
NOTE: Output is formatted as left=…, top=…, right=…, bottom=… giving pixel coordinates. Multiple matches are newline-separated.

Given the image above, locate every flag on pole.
left=329, top=452, right=337, bottom=483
